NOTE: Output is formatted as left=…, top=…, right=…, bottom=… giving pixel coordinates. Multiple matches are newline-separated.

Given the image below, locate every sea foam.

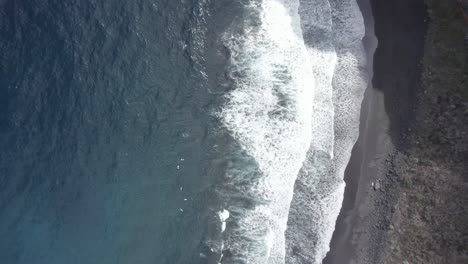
left=212, top=0, right=367, bottom=263
left=286, top=0, right=367, bottom=263
left=216, top=0, right=316, bottom=263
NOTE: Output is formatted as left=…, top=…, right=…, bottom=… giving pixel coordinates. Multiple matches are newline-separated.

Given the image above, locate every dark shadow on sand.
left=323, top=0, right=428, bottom=263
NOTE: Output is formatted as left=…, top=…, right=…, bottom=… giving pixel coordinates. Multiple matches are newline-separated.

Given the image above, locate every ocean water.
left=0, top=0, right=366, bottom=264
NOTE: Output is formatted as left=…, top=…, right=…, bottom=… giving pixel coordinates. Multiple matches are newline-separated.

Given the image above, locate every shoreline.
left=323, top=0, right=379, bottom=261
left=324, top=0, right=428, bottom=263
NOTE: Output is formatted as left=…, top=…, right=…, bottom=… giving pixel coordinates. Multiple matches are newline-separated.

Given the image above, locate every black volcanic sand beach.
left=324, top=0, right=428, bottom=263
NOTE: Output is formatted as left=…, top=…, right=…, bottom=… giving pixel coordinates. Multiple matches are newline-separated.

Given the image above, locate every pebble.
left=374, top=181, right=381, bottom=190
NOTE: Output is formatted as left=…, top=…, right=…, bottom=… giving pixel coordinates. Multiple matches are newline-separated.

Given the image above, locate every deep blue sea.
left=0, top=0, right=367, bottom=263
left=0, top=0, right=230, bottom=263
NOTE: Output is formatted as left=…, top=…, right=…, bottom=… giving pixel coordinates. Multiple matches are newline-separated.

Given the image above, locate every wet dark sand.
left=323, top=0, right=427, bottom=263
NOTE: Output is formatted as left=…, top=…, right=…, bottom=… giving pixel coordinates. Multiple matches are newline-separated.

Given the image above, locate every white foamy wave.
left=218, top=209, right=230, bottom=232
left=286, top=0, right=367, bottom=263
left=216, top=0, right=316, bottom=263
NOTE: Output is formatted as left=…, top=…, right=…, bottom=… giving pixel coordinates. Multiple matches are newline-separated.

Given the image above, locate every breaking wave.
left=206, top=0, right=367, bottom=263
left=215, top=0, right=315, bottom=262
left=286, top=0, right=367, bottom=263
